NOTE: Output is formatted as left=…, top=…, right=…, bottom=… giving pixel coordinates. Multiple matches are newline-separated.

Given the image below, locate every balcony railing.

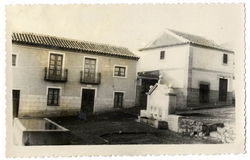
left=44, top=67, right=68, bottom=82
left=80, top=71, right=101, bottom=84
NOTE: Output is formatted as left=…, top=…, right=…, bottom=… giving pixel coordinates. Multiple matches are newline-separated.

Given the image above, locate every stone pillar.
left=167, top=93, right=177, bottom=114
left=146, top=93, right=150, bottom=117
left=161, top=93, right=176, bottom=121
left=167, top=84, right=176, bottom=114
left=135, top=84, right=141, bottom=106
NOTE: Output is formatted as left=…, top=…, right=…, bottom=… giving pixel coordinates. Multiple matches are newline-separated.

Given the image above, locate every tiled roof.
left=140, top=29, right=234, bottom=53
left=12, top=32, right=139, bottom=60
left=138, top=70, right=159, bottom=79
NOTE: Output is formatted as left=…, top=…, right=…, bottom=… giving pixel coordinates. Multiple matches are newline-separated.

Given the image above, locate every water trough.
left=13, top=118, right=70, bottom=146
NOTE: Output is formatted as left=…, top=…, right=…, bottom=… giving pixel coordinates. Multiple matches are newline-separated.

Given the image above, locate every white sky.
left=6, top=4, right=244, bottom=54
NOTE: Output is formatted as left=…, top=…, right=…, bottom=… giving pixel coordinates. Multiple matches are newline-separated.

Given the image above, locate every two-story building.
left=12, top=32, right=139, bottom=118
left=137, top=29, right=234, bottom=109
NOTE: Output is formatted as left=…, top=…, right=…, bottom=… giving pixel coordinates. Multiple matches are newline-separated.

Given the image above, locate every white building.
left=136, top=29, right=234, bottom=109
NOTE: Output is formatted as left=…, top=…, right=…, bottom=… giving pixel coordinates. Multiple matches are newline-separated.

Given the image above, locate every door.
left=81, top=89, right=95, bottom=114
left=49, top=54, right=63, bottom=80
left=114, top=92, right=124, bottom=108
left=140, top=79, right=158, bottom=106
left=199, top=84, right=209, bottom=103
left=84, top=58, right=96, bottom=83
left=12, top=90, right=20, bottom=118
left=219, top=78, right=228, bottom=102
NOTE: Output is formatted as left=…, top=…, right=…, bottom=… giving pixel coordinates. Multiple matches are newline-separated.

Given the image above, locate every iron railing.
left=44, top=67, right=68, bottom=82
left=80, top=71, right=101, bottom=84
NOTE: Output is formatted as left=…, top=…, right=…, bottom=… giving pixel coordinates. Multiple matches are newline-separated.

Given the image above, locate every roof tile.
left=12, top=32, right=139, bottom=59
left=140, top=29, right=233, bottom=53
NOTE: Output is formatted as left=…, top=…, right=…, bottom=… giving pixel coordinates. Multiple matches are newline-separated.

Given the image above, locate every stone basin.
left=13, top=118, right=70, bottom=146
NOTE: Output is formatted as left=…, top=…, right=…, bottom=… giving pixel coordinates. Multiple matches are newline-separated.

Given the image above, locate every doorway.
left=219, top=78, right=228, bottom=102
left=13, top=90, right=20, bottom=118
left=114, top=92, right=124, bottom=108
left=199, top=84, right=209, bottom=103
left=81, top=89, right=95, bottom=114
left=140, top=79, right=158, bottom=106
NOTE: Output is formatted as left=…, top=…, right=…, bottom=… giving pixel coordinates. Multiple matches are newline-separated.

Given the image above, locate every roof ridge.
left=168, top=29, right=201, bottom=38
left=12, top=31, right=139, bottom=59
left=12, top=31, right=130, bottom=50
left=166, top=28, right=191, bottom=43
left=168, top=29, right=230, bottom=49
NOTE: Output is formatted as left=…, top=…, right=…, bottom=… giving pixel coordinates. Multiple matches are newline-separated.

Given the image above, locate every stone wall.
left=18, top=94, right=81, bottom=117
left=187, top=88, right=233, bottom=108
left=178, top=118, right=204, bottom=136
left=19, top=93, right=136, bottom=117
left=174, top=88, right=188, bottom=109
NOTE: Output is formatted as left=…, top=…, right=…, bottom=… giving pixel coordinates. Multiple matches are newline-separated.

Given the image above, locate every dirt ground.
left=50, top=109, right=224, bottom=145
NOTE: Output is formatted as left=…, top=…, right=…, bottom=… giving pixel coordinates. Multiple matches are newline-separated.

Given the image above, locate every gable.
left=146, top=32, right=185, bottom=49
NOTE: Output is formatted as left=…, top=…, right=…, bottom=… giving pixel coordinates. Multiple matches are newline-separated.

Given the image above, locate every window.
left=223, top=54, right=228, bottom=64
left=49, top=53, right=63, bottom=80
left=160, top=51, right=165, bottom=60
left=47, top=88, right=60, bottom=106
left=84, top=58, right=96, bottom=82
left=114, top=66, right=127, bottom=77
left=12, top=54, right=17, bottom=66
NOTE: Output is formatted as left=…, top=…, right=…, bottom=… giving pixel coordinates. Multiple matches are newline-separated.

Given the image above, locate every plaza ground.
left=50, top=105, right=235, bottom=145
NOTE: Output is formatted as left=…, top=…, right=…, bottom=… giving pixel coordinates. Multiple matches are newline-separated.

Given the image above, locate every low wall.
left=178, top=118, right=204, bottom=136
left=165, top=115, right=204, bottom=135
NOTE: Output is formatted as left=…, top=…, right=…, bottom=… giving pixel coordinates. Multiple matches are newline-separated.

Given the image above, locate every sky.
left=6, top=4, right=244, bottom=54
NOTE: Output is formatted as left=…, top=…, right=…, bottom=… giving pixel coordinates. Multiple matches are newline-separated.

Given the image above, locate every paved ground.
left=175, top=105, right=235, bottom=125
left=50, top=108, right=225, bottom=145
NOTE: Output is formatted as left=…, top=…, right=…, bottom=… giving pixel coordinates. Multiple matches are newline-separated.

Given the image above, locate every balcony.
left=44, top=67, right=68, bottom=82
left=80, top=71, right=101, bottom=85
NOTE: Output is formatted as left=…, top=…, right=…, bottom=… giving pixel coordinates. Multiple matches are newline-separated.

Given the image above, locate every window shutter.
left=12, top=55, right=16, bottom=66
left=160, top=51, right=165, bottom=60
left=223, top=54, right=228, bottom=64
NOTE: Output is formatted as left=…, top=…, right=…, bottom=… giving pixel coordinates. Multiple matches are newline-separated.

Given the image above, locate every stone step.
left=137, top=116, right=168, bottom=129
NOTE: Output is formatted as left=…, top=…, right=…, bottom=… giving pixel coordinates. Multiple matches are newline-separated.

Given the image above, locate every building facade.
left=12, top=32, right=139, bottom=117
left=137, top=29, right=234, bottom=109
